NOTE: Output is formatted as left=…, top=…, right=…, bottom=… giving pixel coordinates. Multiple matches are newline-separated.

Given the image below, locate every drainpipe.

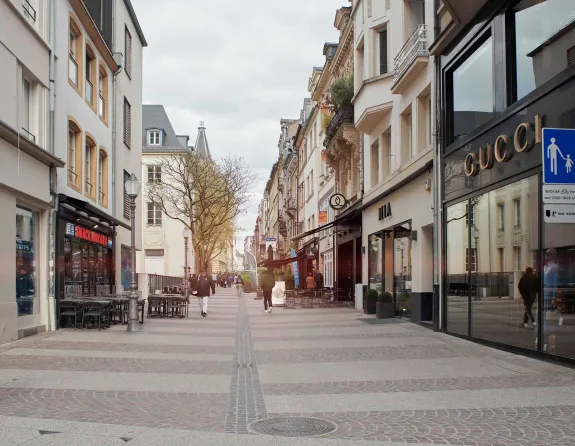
left=432, top=0, right=441, bottom=331
left=111, top=0, right=118, bottom=217
left=47, top=0, right=57, bottom=332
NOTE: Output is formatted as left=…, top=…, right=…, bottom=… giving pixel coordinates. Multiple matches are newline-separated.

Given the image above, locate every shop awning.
left=291, top=202, right=362, bottom=242
left=59, top=194, right=131, bottom=230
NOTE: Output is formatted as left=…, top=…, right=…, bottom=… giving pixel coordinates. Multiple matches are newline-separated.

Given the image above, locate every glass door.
left=394, top=223, right=412, bottom=317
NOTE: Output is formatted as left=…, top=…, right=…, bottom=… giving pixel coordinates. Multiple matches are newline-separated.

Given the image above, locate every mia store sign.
left=378, top=203, right=392, bottom=221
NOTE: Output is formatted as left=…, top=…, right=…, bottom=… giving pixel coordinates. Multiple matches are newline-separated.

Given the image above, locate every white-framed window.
left=324, top=252, right=333, bottom=288
left=147, top=165, right=162, bottom=182
left=466, top=202, right=475, bottom=227
left=514, top=246, right=521, bottom=271
left=466, top=247, right=477, bottom=272
left=85, top=142, right=94, bottom=195
left=497, top=203, right=505, bottom=231
left=498, top=248, right=505, bottom=272
left=513, top=198, right=521, bottom=228
left=22, top=77, right=33, bottom=142
left=147, top=202, right=162, bottom=226
left=148, top=130, right=161, bottom=145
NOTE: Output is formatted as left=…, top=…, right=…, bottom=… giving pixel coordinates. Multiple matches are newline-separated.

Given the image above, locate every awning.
left=258, top=253, right=309, bottom=268
left=291, top=202, right=362, bottom=242
left=58, top=194, right=131, bottom=230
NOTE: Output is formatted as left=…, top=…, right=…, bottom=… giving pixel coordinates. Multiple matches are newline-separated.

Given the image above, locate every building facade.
left=0, top=0, right=65, bottom=342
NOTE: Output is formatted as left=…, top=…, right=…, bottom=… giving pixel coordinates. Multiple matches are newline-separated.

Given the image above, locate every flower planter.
left=364, top=299, right=377, bottom=315
left=376, top=301, right=395, bottom=319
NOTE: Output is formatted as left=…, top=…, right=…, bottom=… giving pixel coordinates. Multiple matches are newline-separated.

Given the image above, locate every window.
left=22, top=0, right=37, bottom=23
left=512, top=0, right=575, bottom=102
left=148, top=131, right=161, bottom=145
left=147, top=203, right=162, bottom=226
left=379, top=29, right=388, bottom=75
left=21, top=78, right=34, bottom=142
left=324, top=252, right=333, bottom=288
left=98, top=148, right=108, bottom=207
left=497, top=203, right=505, bottom=231
left=401, top=105, right=413, bottom=162
left=498, top=248, right=505, bottom=272
left=125, top=26, right=132, bottom=78
left=513, top=198, right=521, bottom=228
left=123, top=170, right=131, bottom=218
left=98, top=65, right=108, bottom=122
left=466, top=247, right=477, bottom=272
left=68, top=18, right=82, bottom=93
left=451, top=36, right=493, bottom=142
left=85, top=135, right=97, bottom=200
left=85, top=45, right=96, bottom=107
left=123, top=98, right=131, bottom=148
left=514, top=247, right=521, bottom=271
left=147, top=165, right=162, bottom=182
left=67, top=119, right=82, bottom=190
left=309, top=170, right=314, bottom=197
left=465, top=202, right=475, bottom=227
left=16, top=206, right=39, bottom=316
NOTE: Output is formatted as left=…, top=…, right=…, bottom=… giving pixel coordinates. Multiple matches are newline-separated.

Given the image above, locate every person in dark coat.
left=518, top=267, right=540, bottom=328
left=314, top=268, right=324, bottom=289
left=194, top=268, right=215, bottom=317
left=261, top=269, right=275, bottom=313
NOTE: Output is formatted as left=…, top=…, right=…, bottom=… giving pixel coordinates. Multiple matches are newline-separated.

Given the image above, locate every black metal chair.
left=147, top=296, right=163, bottom=318
left=58, top=300, right=83, bottom=329
left=81, top=301, right=108, bottom=330
left=166, top=297, right=185, bottom=318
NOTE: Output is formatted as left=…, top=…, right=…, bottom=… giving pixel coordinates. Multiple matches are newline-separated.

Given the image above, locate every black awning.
left=258, top=253, right=308, bottom=268
left=291, top=204, right=361, bottom=242
left=58, top=194, right=131, bottom=230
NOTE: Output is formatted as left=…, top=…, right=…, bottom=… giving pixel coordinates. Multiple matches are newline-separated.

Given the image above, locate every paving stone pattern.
left=26, top=341, right=235, bottom=355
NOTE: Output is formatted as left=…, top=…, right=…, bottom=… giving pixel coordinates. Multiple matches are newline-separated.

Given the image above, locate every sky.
left=132, top=0, right=347, bottom=251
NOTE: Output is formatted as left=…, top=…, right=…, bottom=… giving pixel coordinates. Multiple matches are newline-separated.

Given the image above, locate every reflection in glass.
left=446, top=202, right=469, bottom=336
left=470, top=176, right=539, bottom=350
left=514, top=0, right=575, bottom=101
left=16, top=207, right=39, bottom=316
left=452, top=37, right=493, bottom=141
left=368, top=233, right=383, bottom=293
left=394, top=224, right=412, bottom=317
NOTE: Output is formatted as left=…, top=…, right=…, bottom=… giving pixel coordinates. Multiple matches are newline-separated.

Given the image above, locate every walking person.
left=518, top=267, right=540, bottom=329
left=261, top=268, right=275, bottom=313
left=194, top=268, right=215, bottom=317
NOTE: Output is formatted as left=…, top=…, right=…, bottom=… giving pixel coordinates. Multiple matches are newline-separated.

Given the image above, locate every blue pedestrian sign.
left=542, top=128, right=575, bottom=185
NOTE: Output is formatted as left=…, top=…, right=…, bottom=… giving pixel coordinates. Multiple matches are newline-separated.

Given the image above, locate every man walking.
left=261, top=268, right=275, bottom=313
left=518, top=267, right=540, bottom=329
left=194, top=268, right=215, bottom=317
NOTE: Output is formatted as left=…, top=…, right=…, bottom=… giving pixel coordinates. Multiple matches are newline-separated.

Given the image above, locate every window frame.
left=123, top=97, right=131, bottom=148
left=148, top=130, right=161, bottom=146
left=123, top=170, right=131, bottom=219
left=67, top=117, right=83, bottom=191
left=146, top=202, right=162, bottom=226
left=68, top=15, right=83, bottom=97
left=98, top=63, right=109, bottom=125
left=125, top=25, right=132, bottom=79
left=379, top=27, right=388, bottom=75
left=84, top=133, right=97, bottom=201
left=85, top=44, right=97, bottom=110
left=98, top=147, right=109, bottom=208
left=147, top=164, right=162, bottom=183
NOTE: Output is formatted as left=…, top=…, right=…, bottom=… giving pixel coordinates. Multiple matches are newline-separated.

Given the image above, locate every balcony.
left=323, top=105, right=354, bottom=149
left=285, top=197, right=297, bottom=218
left=21, top=128, right=35, bottom=144
left=353, top=74, right=394, bottom=134
left=391, top=24, right=429, bottom=94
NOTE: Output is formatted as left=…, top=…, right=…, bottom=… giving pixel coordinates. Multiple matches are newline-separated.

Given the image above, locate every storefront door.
left=394, top=224, right=412, bottom=317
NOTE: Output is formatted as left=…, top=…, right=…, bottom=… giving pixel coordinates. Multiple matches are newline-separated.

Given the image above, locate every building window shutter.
left=125, top=27, right=132, bottom=77
left=123, top=98, right=131, bottom=148
left=124, top=170, right=130, bottom=218
left=379, top=30, right=388, bottom=75
left=568, top=45, right=575, bottom=66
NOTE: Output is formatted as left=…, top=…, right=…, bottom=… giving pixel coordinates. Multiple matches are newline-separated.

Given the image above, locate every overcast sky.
left=133, top=0, right=346, bottom=250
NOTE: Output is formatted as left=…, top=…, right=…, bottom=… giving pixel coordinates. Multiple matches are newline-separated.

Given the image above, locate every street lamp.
left=125, top=173, right=141, bottom=332
left=182, top=226, right=191, bottom=301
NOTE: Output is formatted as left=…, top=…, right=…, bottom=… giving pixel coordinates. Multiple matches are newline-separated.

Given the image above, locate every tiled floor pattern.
left=0, top=291, right=574, bottom=444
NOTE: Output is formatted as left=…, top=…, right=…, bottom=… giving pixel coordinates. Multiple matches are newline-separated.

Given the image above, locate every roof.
left=194, top=122, right=211, bottom=158
left=123, top=0, right=148, bottom=47
left=142, top=105, right=190, bottom=153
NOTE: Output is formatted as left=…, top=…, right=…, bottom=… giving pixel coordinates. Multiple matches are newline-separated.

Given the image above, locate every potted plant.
left=328, top=76, right=354, bottom=111
left=364, top=289, right=378, bottom=314
left=376, top=292, right=395, bottom=319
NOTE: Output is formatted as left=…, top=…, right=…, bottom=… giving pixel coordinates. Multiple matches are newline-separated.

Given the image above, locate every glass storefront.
left=16, top=206, right=39, bottom=316
left=368, top=223, right=412, bottom=317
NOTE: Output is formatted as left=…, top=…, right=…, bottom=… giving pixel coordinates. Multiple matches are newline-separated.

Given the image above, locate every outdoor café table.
left=148, top=294, right=187, bottom=318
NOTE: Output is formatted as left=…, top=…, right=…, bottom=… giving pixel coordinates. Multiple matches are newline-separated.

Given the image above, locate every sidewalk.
left=0, top=288, right=574, bottom=445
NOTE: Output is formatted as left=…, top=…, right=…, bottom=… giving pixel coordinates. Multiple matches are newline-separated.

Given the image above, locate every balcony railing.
left=285, top=197, right=296, bottom=210
left=22, top=0, right=36, bottom=22
left=21, top=128, right=35, bottom=144
left=86, top=79, right=93, bottom=104
left=98, top=94, right=105, bottom=118
left=68, top=169, right=78, bottom=185
left=323, top=104, right=354, bottom=148
left=393, top=24, right=428, bottom=85
left=69, top=55, right=78, bottom=86
left=85, top=179, right=93, bottom=196
left=99, top=189, right=106, bottom=205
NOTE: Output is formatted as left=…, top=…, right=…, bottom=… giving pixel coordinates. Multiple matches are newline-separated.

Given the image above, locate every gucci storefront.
left=440, top=0, right=575, bottom=360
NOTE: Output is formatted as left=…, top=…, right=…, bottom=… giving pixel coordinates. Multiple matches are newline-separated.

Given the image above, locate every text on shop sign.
left=378, top=203, right=392, bottom=220
left=75, top=226, right=109, bottom=247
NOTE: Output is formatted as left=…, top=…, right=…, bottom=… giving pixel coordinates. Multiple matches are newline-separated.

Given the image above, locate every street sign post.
left=542, top=129, right=575, bottom=220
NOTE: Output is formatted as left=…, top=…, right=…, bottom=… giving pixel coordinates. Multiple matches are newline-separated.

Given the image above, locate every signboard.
left=318, top=210, right=328, bottom=224
left=290, top=248, right=299, bottom=288
left=329, top=193, right=347, bottom=210
left=543, top=185, right=575, bottom=204
left=378, top=203, right=392, bottom=220
left=66, top=223, right=112, bottom=248
left=271, top=281, right=286, bottom=306
left=544, top=204, right=575, bottom=223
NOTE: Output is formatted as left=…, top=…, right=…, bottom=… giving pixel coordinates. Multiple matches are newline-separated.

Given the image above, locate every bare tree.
left=147, top=152, right=257, bottom=270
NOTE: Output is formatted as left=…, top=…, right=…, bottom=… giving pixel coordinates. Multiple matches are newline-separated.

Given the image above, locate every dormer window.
left=148, top=130, right=162, bottom=146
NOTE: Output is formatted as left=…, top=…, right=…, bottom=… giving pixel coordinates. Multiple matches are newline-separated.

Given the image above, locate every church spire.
left=195, top=121, right=211, bottom=158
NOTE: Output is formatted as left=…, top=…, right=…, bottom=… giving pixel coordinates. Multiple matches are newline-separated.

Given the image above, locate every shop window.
left=147, top=202, right=162, bottom=226
left=16, top=206, right=39, bottom=316
left=84, top=134, right=97, bottom=200
left=98, top=64, right=108, bottom=123
left=450, top=36, right=493, bottom=143
left=68, top=16, right=83, bottom=95
left=324, top=252, right=333, bottom=288
left=85, top=44, right=96, bottom=109
left=511, top=0, right=575, bottom=102
left=67, top=118, right=82, bottom=190
left=98, top=148, right=108, bottom=208
left=368, top=233, right=383, bottom=293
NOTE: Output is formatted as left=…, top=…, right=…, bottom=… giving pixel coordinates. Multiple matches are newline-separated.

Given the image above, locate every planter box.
left=364, top=299, right=377, bottom=314
left=376, top=302, right=395, bottom=319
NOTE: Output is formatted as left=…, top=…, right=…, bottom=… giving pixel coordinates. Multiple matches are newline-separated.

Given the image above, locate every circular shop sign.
left=329, top=193, right=347, bottom=210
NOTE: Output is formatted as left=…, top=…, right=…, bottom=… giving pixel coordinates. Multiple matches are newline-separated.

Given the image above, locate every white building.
left=141, top=105, right=193, bottom=277
left=54, top=0, right=146, bottom=301
left=0, top=0, right=66, bottom=342
left=354, top=0, right=436, bottom=323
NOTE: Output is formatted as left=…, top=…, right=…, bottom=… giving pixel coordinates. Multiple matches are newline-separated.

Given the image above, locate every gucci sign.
left=464, top=114, right=543, bottom=177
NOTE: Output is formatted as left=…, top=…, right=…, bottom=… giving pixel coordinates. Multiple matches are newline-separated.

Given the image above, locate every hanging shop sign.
left=378, top=203, right=392, bottom=221
left=318, top=211, right=328, bottom=224
left=329, top=193, right=347, bottom=210
left=464, top=115, right=543, bottom=177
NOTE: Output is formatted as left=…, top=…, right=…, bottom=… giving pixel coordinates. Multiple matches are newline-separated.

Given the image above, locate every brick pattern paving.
left=0, top=388, right=227, bottom=432
left=256, top=345, right=462, bottom=364
left=224, top=297, right=267, bottom=434
left=262, top=374, right=575, bottom=395
left=268, top=406, right=575, bottom=444
left=26, top=341, right=235, bottom=355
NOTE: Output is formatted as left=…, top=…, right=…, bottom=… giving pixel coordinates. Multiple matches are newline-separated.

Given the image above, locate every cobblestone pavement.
left=0, top=289, right=575, bottom=445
